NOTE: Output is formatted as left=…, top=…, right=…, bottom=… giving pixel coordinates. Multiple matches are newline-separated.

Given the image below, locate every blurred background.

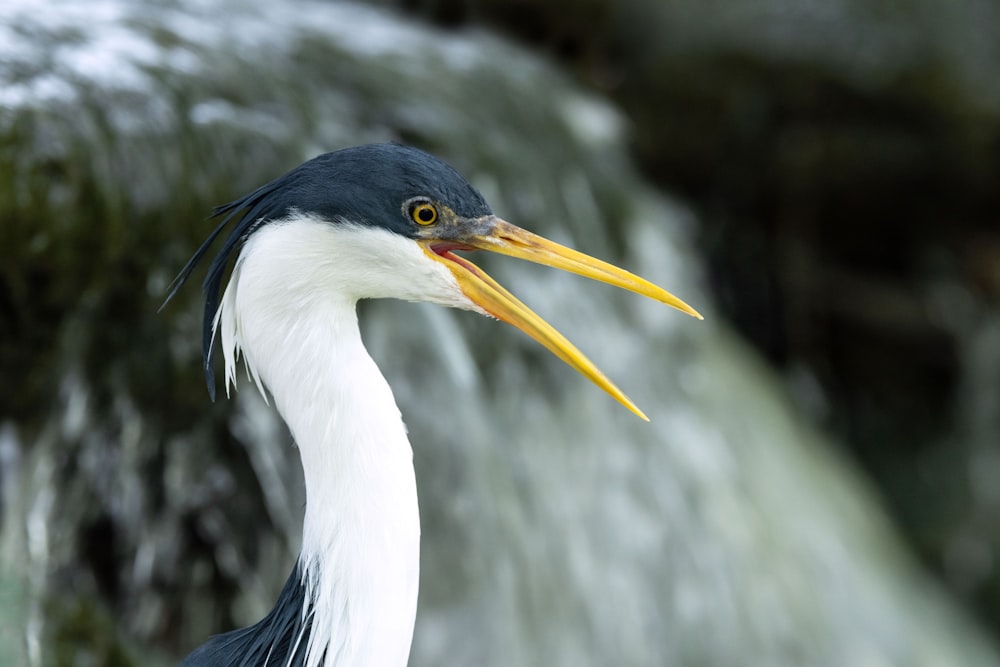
left=1, top=0, right=998, bottom=665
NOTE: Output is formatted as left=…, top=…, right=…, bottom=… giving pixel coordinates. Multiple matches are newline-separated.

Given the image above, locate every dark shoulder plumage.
left=179, top=563, right=317, bottom=667
left=162, top=143, right=491, bottom=400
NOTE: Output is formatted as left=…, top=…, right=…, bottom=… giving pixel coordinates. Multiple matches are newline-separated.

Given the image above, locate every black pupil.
left=417, top=206, right=435, bottom=222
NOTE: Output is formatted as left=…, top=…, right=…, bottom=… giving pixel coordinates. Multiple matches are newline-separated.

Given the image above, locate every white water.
left=0, top=1, right=997, bottom=666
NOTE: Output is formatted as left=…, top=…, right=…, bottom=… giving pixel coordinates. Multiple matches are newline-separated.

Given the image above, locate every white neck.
left=217, top=219, right=426, bottom=667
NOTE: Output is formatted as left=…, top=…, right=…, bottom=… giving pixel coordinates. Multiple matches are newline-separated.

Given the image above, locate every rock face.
left=0, top=1, right=996, bottom=666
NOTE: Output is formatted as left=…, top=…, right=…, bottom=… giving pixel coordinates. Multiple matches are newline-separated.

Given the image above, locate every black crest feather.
left=161, top=143, right=491, bottom=400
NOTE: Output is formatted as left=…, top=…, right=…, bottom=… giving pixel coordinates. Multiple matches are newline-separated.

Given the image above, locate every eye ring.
left=408, top=200, right=439, bottom=226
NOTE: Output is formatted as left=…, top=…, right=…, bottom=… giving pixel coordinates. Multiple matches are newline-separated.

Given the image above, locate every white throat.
left=214, top=218, right=449, bottom=666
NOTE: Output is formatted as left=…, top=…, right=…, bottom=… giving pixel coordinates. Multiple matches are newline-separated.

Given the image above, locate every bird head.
left=165, top=143, right=700, bottom=419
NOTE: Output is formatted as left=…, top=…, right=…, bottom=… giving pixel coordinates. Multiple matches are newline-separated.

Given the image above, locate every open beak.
left=419, top=217, right=702, bottom=421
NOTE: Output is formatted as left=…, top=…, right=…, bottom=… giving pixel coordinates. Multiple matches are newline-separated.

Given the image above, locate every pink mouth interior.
left=429, top=242, right=491, bottom=283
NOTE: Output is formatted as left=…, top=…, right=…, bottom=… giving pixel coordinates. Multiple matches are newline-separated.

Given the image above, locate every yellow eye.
left=409, top=202, right=438, bottom=226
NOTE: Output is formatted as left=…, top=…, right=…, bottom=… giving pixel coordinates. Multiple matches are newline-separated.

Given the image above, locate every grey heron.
left=165, top=143, right=700, bottom=666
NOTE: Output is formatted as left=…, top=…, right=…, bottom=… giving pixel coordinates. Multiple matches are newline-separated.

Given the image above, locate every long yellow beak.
left=420, top=218, right=701, bottom=421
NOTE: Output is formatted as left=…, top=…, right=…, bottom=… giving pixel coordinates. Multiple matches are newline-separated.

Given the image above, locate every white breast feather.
left=209, top=215, right=465, bottom=667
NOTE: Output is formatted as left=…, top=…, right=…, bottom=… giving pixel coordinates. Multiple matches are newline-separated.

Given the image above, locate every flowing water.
left=0, top=1, right=997, bottom=665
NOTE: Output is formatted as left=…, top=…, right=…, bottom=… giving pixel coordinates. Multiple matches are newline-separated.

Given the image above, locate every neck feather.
left=215, top=220, right=421, bottom=667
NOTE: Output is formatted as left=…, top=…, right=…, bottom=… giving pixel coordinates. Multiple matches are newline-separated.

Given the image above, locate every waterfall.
left=0, top=1, right=996, bottom=665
